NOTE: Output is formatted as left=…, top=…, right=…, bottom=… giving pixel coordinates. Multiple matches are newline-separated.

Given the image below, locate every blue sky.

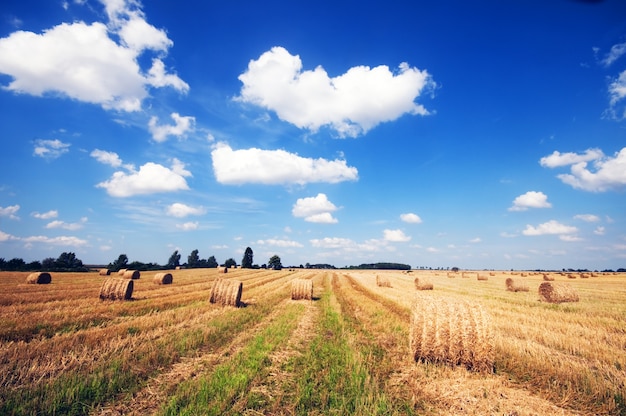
left=1, top=0, right=625, bottom=270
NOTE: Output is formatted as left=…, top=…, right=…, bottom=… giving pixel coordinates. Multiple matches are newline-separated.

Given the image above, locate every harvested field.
left=0, top=269, right=623, bottom=415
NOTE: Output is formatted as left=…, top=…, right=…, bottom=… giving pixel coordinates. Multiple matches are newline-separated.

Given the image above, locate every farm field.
left=0, top=268, right=624, bottom=415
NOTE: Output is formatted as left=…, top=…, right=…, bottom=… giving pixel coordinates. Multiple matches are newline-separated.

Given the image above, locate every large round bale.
left=153, top=272, right=173, bottom=285
left=410, top=295, right=493, bottom=373
left=99, top=269, right=111, bottom=276
left=376, top=274, right=391, bottom=287
left=99, top=278, right=133, bottom=301
left=291, top=279, right=313, bottom=300
left=542, top=273, right=555, bottom=281
left=210, top=278, right=242, bottom=307
left=219, top=267, right=228, bottom=274
left=123, top=270, right=140, bottom=279
left=505, top=277, right=529, bottom=292
left=414, top=277, right=433, bottom=290
left=117, top=268, right=127, bottom=276
left=26, top=272, right=51, bottom=284
left=477, top=274, right=488, bottom=281
left=538, top=282, right=579, bottom=303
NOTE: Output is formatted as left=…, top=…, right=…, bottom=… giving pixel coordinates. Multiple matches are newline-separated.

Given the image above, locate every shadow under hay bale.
left=26, top=272, right=51, bottom=284
left=153, top=272, right=173, bottom=285
left=410, top=295, right=493, bottom=373
left=210, top=278, right=242, bottom=307
left=505, top=277, right=529, bottom=292
left=538, top=282, right=579, bottom=303
left=291, top=279, right=313, bottom=300
left=376, top=274, right=391, bottom=287
left=414, top=277, right=433, bottom=290
left=99, top=278, right=133, bottom=301
left=99, top=269, right=111, bottom=276
left=123, top=270, right=140, bottom=279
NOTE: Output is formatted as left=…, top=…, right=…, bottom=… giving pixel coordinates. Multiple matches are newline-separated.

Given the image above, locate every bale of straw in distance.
left=414, top=277, right=434, bottom=290
left=123, top=270, right=140, bottom=279
left=447, top=272, right=455, bottom=278
left=153, top=272, right=173, bottom=285
left=210, top=278, right=242, bottom=307
left=410, top=295, right=493, bottom=372
left=505, top=277, right=529, bottom=292
left=219, top=266, right=228, bottom=274
left=26, top=272, right=52, bottom=284
left=567, top=273, right=577, bottom=279
left=538, top=282, right=579, bottom=303
left=118, top=268, right=127, bottom=276
left=99, top=278, right=133, bottom=301
left=542, top=273, right=555, bottom=281
left=99, top=269, right=111, bottom=276
left=477, top=274, right=488, bottom=281
left=376, top=274, right=391, bottom=287
left=291, top=279, right=313, bottom=300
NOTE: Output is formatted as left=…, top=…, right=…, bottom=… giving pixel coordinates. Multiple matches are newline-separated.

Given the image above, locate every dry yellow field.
left=0, top=268, right=624, bottom=415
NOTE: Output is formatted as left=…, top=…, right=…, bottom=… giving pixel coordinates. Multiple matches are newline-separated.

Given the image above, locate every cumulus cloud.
left=33, top=139, right=70, bottom=159
left=594, top=226, right=606, bottom=235
left=32, top=210, right=58, bottom=220
left=383, top=229, right=411, bottom=242
left=0, top=204, right=20, bottom=220
left=96, top=158, right=191, bottom=197
left=167, top=202, right=206, bottom=218
left=176, top=221, right=199, bottom=231
left=148, top=112, right=195, bottom=142
left=236, top=46, right=435, bottom=138
left=91, top=149, right=123, bottom=167
left=400, top=213, right=422, bottom=223
left=0, top=230, right=16, bottom=242
left=22, top=235, right=88, bottom=247
left=211, top=142, right=358, bottom=185
left=508, top=191, right=552, bottom=211
left=0, top=1, right=188, bottom=112
left=540, top=147, right=626, bottom=192
left=256, top=238, right=304, bottom=248
left=574, top=214, right=600, bottom=222
left=45, top=217, right=87, bottom=231
left=292, top=193, right=338, bottom=223
left=522, top=220, right=578, bottom=237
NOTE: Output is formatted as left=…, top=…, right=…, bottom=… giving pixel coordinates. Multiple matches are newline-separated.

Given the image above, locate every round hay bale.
left=447, top=272, right=456, bottom=278
left=376, top=274, right=391, bottom=287
left=410, top=295, right=493, bottom=372
left=567, top=273, right=577, bottom=279
left=26, top=272, right=51, bottom=284
left=99, top=278, right=133, bottom=301
left=291, top=279, right=313, bottom=300
left=414, top=277, right=433, bottom=290
left=477, top=274, right=488, bottom=281
left=505, top=278, right=529, bottom=292
left=580, top=273, right=590, bottom=279
left=542, top=273, right=555, bottom=281
left=123, top=270, right=140, bottom=279
left=538, top=282, right=579, bottom=303
left=153, top=272, right=173, bottom=285
left=117, top=268, right=127, bottom=276
left=209, top=278, right=242, bottom=307
left=219, top=267, right=228, bottom=274
left=99, top=269, right=111, bottom=276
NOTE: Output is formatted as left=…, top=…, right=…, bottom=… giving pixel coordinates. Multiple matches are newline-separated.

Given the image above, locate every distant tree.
left=224, top=258, right=237, bottom=268
left=41, top=257, right=56, bottom=271
left=268, top=255, right=282, bottom=270
left=53, top=252, right=86, bottom=271
left=7, top=257, right=26, bottom=271
left=108, top=254, right=129, bottom=272
left=167, top=250, right=181, bottom=269
left=188, top=249, right=200, bottom=268
left=241, top=247, right=254, bottom=269
left=207, top=255, right=218, bottom=268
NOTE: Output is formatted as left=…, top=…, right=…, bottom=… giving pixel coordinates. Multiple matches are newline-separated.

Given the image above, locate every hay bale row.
left=410, top=295, right=493, bottom=372
left=99, top=269, right=111, bottom=276
left=414, top=277, right=433, bottom=290
left=376, top=274, right=391, bottom=287
left=538, top=282, right=579, bottom=303
left=153, top=272, right=173, bottom=285
left=291, top=279, right=313, bottom=300
left=505, top=278, right=529, bottom=292
left=99, top=278, right=133, bottom=301
left=123, top=270, right=140, bottom=279
left=26, top=272, right=51, bottom=284
left=210, top=278, right=242, bottom=307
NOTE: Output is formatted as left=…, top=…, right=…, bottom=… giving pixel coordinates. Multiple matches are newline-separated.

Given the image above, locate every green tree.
left=207, top=255, right=218, bottom=268
left=167, top=250, right=181, bottom=269
left=54, top=252, right=85, bottom=271
left=224, top=258, right=237, bottom=268
left=188, top=249, right=200, bottom=268
left=241, top=247, right=254, bottom=269
left=108, top=254, right=129, bottom=272
left=268, top=255, right=282, bottom=270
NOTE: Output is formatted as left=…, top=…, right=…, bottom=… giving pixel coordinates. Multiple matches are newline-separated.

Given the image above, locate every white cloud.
left=0, top=1, right=187, bottom=112
left=522, top=220, right=578, bottom=236
left=211, top=142, right=358, bottom=185
left=167, top=203, right=206, bottom=218
left=383, top=229, right=411, bottom=242
left=32, top=210, right=58, bottom=220
left=594, top=226, right=606, bottom=235
left=574, top=214, right=600, bottom=222
left=96, top=159, right=191, bottom=197
left=559, top=235, right=583, bottom=242
left=310, top=237, right=355, bottom=249
left=500, top=232, right=517, bottom=238
left=176, top=221, right=199, bottom=231
left=508, top=191, right=552, bottom=211
left=469, top=237, right=482, bottom=243
left=608, top=70, right=626, bottom=118
left=0, top=230, right=16, bottom=242
left=601, top=42, right=626, bottom=67
left=236, top=46, right=435, bottom=138
left=0, top=204, right=20, bottom=220
left=45, top=217, right=87, bottom=231
left=148, top=112, right=195, bottom=143
left=91, top=149, right=123, bottom=167
left=541, top=147, right=626, bottom=192
left=292, top=193, right=338, bottom=223
left=256, top=238, right=303, bottom=248
left=22, top=235, right=88, bottom=247
left=400, top=213, right=422, bottom=223
left=33, top=139, right=70, bottom=159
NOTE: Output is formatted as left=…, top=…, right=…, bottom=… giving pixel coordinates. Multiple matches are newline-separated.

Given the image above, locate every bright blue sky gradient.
left=1, top=0, right=625, bottom=269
